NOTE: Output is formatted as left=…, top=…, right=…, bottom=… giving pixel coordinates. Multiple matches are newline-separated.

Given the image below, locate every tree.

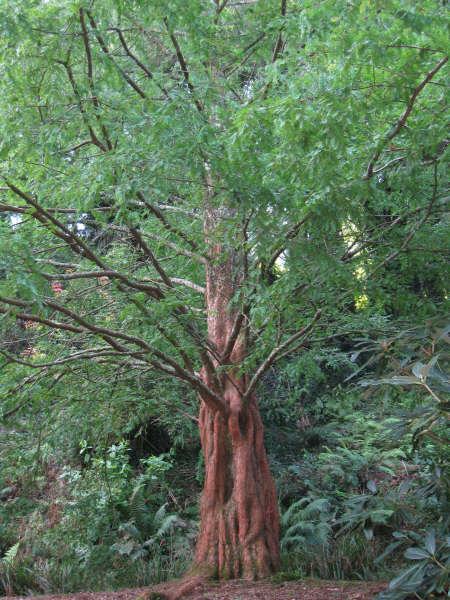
left=0, top=0, right=447, bottom=580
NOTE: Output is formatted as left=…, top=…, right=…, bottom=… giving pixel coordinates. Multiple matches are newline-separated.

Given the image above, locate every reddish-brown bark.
left=190, top=203, right=280, bottom=579
left=192, top=389, right=280, bottom=579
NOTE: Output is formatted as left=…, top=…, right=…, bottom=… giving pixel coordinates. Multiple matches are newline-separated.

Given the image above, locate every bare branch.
left=214, top=0, right=230, bottom=24
left=126, top=16, right=173, bottom=57
left=169, top=278, right=205, bottom=294
left=129, top=226, right=173, bottom=288
left=109, top=223, right=207, bottom=264
left=79, top=8, right=113, bottom=150
left=41, top=270, right=118, bottom=281
left=224, top=32, right=266, bottom=74
left=64, top=139, right=94, bottom=153
left=57, top=58, right=108, bottom=152
left=141, top=276, right=204, bottom=294
left=35, top=259, right=80, bottom=268
left=271, top=0, right=287, bottom=64
left=0, top=202, right=110, bottom=215
left=157, top=203, right=200, bottom=219
left=222, top=312, right=246, bottom=362
left=371, top=155, right=406, bottom=175
left=246, top=0, right=287, bottom=104
left=0, top=346, right=139, bottom=369
left=0, top=300, right=83, bottom=334
left=0, top=203, right=29, bottom=214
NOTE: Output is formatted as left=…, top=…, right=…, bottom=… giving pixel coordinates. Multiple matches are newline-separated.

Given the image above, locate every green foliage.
left=280, top=497, right=332, bottom=550
left=376, top=528, right=450, bottom=600
left=273, top=318, right=448, bottom=585
left=278, top=531, right=387, bottom=582
left=360, top=320, right=449, bottom=450
left=336, top=481, right=409, bottom=541
left=0, top=0, right=448, bottom=592
left=0, top=541, right=21, bottom=594
left=0, top=436, right=195, bottom=594
left=0, top=542, right=20, bottom=568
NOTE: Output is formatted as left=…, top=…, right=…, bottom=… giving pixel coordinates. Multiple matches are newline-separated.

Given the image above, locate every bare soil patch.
left=1, top=578, right=387, bottom=600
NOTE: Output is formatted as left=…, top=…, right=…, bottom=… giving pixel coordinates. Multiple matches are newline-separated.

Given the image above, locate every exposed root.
left=141, top=576, right=207, bottom=600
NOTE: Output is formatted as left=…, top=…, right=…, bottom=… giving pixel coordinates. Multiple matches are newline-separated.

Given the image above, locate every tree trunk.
left=191, top=203, right=280, bottom=579
left=192, top=389, right=280, bottom=579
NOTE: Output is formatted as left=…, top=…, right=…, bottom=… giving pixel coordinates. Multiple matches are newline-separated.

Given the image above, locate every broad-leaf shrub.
left=376, top=528, right=449, bottom=600
left=358, top=321, right=449, bottom=598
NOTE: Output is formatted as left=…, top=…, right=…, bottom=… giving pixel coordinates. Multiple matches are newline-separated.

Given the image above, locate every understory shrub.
left=0, top=440, right=197, bottom=594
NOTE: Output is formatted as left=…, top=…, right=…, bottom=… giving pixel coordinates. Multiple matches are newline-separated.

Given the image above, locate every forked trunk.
left=191, top=202, right=280, bottom=578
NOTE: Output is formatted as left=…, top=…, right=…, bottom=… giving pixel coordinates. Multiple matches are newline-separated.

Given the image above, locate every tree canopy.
left=0, top=0, right=448, bottom=587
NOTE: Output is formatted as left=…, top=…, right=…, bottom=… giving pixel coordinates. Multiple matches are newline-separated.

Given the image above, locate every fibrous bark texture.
left=193, top=390, right=280, bottom=579
left=191, top=202, right=280, bottom=579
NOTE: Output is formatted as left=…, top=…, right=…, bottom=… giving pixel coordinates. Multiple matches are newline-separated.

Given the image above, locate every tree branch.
left=249, top=0, right=287, bottom=104
left=79, top=8, right=112, bottom=150
left=264, top=213, right=310, bottom=275
left=164, top=17, right=203, bottom=113
left=136, top=191, right=202, bottom=254
left=243, top=309, right=321, bottom=401
left=224, top=32, right=266, bottom=74
left=368, top=163, right=439, bottom=278
left=0, top=347, right=140, bottom=369
left=40, top=270, right=118, bottom=281
left=0, top=300, right=83, bottom=334
left=214, top=0, right=230, bottom=24
left=340, top=203, right=430, bottom=262
left=112, top=27, right=169, bottom=97
left=57, top=58, right=108, bottom=153
left=222, top=312, right=246, bottom=362
left=364, top=55, right=448, bottom=179
left=271, top=0, right=287, bottom=64
left=1, top=179, right=167, bottom=300
left=0, top=293, right=224, bottom=411
left=86, top=11, right=149, bottom=100
left=129, top=226, right=173, bottom=288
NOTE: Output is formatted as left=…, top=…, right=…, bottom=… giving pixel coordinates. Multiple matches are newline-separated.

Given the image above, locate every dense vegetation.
left=0, top=0, right=448, bottom=598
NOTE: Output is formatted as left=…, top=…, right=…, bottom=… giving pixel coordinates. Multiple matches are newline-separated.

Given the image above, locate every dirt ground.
left=1, top=578, right=388, bottom=600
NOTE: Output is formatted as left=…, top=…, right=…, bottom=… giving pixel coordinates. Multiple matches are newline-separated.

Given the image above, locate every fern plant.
left=1, top=542, right=20, bottom=568
left=111, top=480, right=186, bottom=562
left=0, top=542, right=20, bottom=594
left=280, top=496, right=332, bottom=551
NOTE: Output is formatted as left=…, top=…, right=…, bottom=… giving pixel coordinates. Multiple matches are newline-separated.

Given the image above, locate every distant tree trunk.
left=191, top=202, right=280, bottom=579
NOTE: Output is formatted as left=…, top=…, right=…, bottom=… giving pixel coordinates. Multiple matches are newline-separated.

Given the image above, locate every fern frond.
left=129, top=488, right=148, bottom=532
left=155, top=514, right=179, bottom=538
left=153, top=503, right=168, bottom=525
left=1, top=542, right=20, bottom=567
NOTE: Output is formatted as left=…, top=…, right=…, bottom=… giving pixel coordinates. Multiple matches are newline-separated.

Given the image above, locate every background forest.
left=0, top=0, right=448, bottom=599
